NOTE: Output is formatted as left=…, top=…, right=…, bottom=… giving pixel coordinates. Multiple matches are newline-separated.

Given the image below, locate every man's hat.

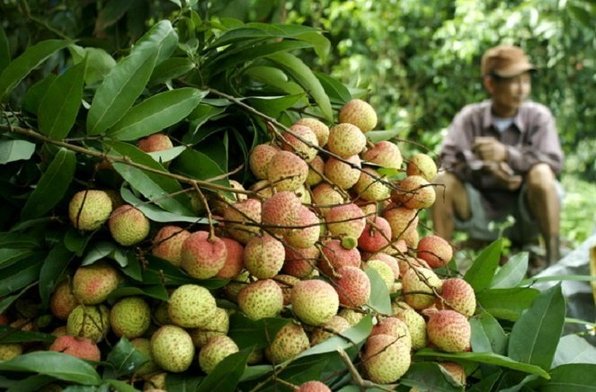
left=481, top=45, right=535, bottom=78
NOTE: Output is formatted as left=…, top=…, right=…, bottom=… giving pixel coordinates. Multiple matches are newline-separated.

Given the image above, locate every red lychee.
left=267, top=150, right=309, bottom=192
left=249, top=143, right=279, bottom=180
left=417, top=234, right=453, bottom=268
left=358, top=216, right=392, bottom=253
left=362, top=140, right=403, bottom=169
left=425, top=309, right=471, bottom=353
left=437, top=278, right=476, bottom=318
left=281, top=124, right=319, bottom=162
left=324, top=154, right=362, bottom=190
left=49, top=335, right=101, bottom=362
left=151, top=225, right=191, bottom=267
left=333, top=265, right=371, bottom=307
left=180, top=231, right=227, bottom=279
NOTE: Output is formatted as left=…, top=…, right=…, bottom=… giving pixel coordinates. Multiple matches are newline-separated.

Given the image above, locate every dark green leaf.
left=541, top=364, right=596, bottom=391
left=365, top=268, right=392, bottom=314
left=244, top=65, right=303, bottom=95
left=0, top=39, right=67, bottom=101
left=81, top=241, right=118, bottom=266
left=64, top=228, right=92, bottom=256
left=150, top=57, right=195, bottom=85
left=187, top=104, right=229, bottom=140
left=21, top=74, right=56, bottom=115
left=6, top=374, right=55, bottom=392
left=173, top=148, right=226, bottom=182
left=265, top=354, right=331, bottom=390
left=105, top=338, right=149, bottom=378
left=69, top=45, right=116, bottom=85
left=0, top=351, right=101, bottom=385
left=415, top=349, right=550, bottom=379
left=0, top=255, right=43, bottom=296
left=508, top=284, right=566, bottom=370
left=104, top=379, right=139, bottom=392
left=166, top=374, right=203, bottom=391
left=477, top=287, right=540, bottom=321
left=0, top=285, right=35, bottom=314
left=464, top=239, right=503, bottom=292
left=196, top=347, right=251, bottom=392
left=266, top=52, right=333, bottom=121
left=147, top=146, right=186, bottom=164
left=247, top=94, right=305, bottom=118
left=467, top=370, right=501, bottom=392
left=316, top=72, right=352, bottom=104
left=0, top=232, right=40, bottom=248
left=470, top=310, right=508, bottom=355
left=0, top=248, right=35, bottom=269
left=0, top=26, right=9, bottom=73
left=120, top=187, right=206, bottom=224
left=108, top=284, right=169, bottom=301
left=38, top=242, right=74, bottom=307
left=94, top=0, right=134, bottom=32
left=400, top=362, right=465, bottom=391
left=0, top=140, right=36, bottom=164
left=553, top=334, right=596, bottom=366
left=21, top=148, right=76, bottom=219
left=228, top=314, right=289, bottom=350
left=491, top=252, right=529, bottom=289
left=108, top=88, right=206, bottom=140
left=134, top=20, right=178, bottom=65
left=0, top=326, right=55, bottom=344
left=366, top=129, right=401, bottom=143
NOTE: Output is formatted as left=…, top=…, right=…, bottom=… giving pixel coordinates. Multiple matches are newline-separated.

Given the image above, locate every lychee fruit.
left=130, top=337, right=159, bottom=376
left=425, top=309, right=471, bottom=353
left=109, top=296, right=151, bottom=338
left=382, top=206, right=419, bottom=241
left=338, top=308, right=365, bottom=326
left=391, top=175, right=436, bottom=209
left=310, top=314, right=351, bottom=346
left=318, top=239, right=361, bottom=277
left=358, top=216, right=392, bottom=253
left=362, top=140, right=403, bottom=169
left=0, top=344, right=23, bottom=361
left=151, top=225, right=191, bottom=267
left=168, top=284, right=217, bottom=328
left=339, top=99, right=377, bottom=133
left=68, top=189, right=113, bottom=231
left=437, top=278, right=476, bottom=318
left=180, top=231, right=227, bottom=279
left=150, top=325, right=195, bottom=373
left=281, top=124, right=319, bottom=162
left=325, top=202, right=366, bottom=239
left=361, top=334, right=411, bottom=384
left=223, top=198, right=261, bottom=244
left=327, top=123, right=366, bottom=157
left=199, top=335, right=239, bottom=374
left=244, top=234, right=285, bottom=279
left=333, top=266, right=371, bottom=307
left=137, top=133, right=173, bottom=153
left=282, top=245, right=319, bottom=278
left=261, top=190, right=302, bottom=235
left=237, top=279, right=284, bottom=320
left=324, top=154, right=362, bottom=190
left=417, top=234, right=453, bottom=268
left=365, top=259, right=395, bottom=291
left=295, top=117, right=330, bottom=147
left=66, top=304, right=110, bottom=342
left=284, top=206, right=321, bottom=249
left=249, top=143, right=279, bottom=180
left=291, top=279, right=339, bottom=326
left=72, top=261, right=120, bottom=305
left=108, top=204, right=150, bottom=246
left=265, top=321, right=310, bottom=364
left=216, top=237, right=245, bottom=279
left=49, top=335, right=101, bottom=361
left=370, top=316, right=412, bottom=350
left=296, top=380, right=332, bottom=392
left=402, top=266, right=443, bottom=310
left=273, top=274, right=301, bottom=305
left=189, top=307, right=230, bottom=348
left=50, top=279, right=78, bottom=320
left=354, top=167, right=391, bottom=202
left=306, top=155, right=325, bottom=186
left=267, top=150, right=309, bottom=192
left=406, top=152, right=437, bottom=182
left=393, top=301, right=428, bottom=350
left=311, top=183, right=346, bottom=216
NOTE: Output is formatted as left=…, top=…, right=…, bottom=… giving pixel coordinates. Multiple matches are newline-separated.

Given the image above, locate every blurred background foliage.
left=1, top=0, right=594, bottom=244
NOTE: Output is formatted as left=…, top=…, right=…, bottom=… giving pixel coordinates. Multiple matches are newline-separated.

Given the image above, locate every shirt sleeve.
left=505, top=107, right=564, bottom=175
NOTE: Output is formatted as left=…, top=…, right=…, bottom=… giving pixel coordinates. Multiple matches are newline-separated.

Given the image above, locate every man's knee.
left=526, top=163, right=556, bottom=192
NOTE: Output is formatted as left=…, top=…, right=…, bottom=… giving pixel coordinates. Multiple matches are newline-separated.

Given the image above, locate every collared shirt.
left=439, top=99, right=564, bottom=218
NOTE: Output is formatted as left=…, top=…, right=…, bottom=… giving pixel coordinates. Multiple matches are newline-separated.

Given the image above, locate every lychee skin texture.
left=137, top=133, right=173, bottom=153
left=393, top=301, right=428, bottom=350
left=109, top=296, right=151, bottom=338
left=402, top=266, right=443, bottom=310
left=281, top=124, right=319, bottom=162
left=267, top=150, right=309, bottom=192
left=249, top=143, right=279, bottom=180
left=282, top=245, right=319, bottom=278
left=366, top=259, right=395, bottom=290
left=108, top=204, right=150, bottom=246
left=291, top=279, right=339, bottom=326
left=362, top=334, right=411, bottom=384
left=382, top=207, right=419, bottom=241
left=66, top=304, right=110, bottom=342
left=265, top=322, right=310, bottom=364
left=327, top=123, right=366, bottom=157
left=318, top=239, right=361, bottom=277
left=49, top=335, right=101, bottom=362
left=223, top=198, right=262, bottom=244
left=152, top=225, right=191, bottom=267
left=168, top=284, right=217, bottom=328
left=130, top=338, right=160, bottom=376
left=417, top=234, right=453, bottom=269
left=295, top=117, right=330, bottom=147
left=199, top=335, right=239, bottom=374
left=354, top=167, right=391, bottom=202
left=180, top=231, right=227, bottom=279
left=437, top=278, right=477, bottom=318
left=261, top=191, right=302, bottom=236
left=189, top=307, right=230, bottom=348
left=68, top=190, right=113, bottom=231
left=325, top=202, right=366, bottom=239
left=216, top=237, right=245, bottom=279
left=237, top=279, right=284, bottom=320
left=244, top=234, right=285, bottom=279
left=72, top=262, right=120, bottom=305
left=284, top=206, right=321, bottom=249
left=333, top=266, right=371, bottom=307
left=339, top=99, right=378, bottom=133
left=391, top=175, right=436, bottom=209
left=370, top=317, right=412, bottom=350
left=50, top=279, right=78, bottom=320
left=324, top=155, right=362, bottom=190
left=150, top=325, right=195, bottom=373
left=362, top=140, right=403, bottom=169
left=426, top=309, right=471, bottom=353
left=406, top=152, right=438, bottom=182
left=311, top=183, right=345, bottom=216
left=306, top=155, right=325, bottom=186
left=310, top=315, right=351, bottom=346
left=296, top=380, right=332, bottom=392
left=358, top=216, right=392, bottom=253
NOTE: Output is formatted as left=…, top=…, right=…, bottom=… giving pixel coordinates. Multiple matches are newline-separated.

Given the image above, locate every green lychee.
left=402, top=266, right=443, bottom=310
left=0, top=343, right=23, bottom=360
left=291, top=279, right=339, bottom=326
left=310, top=315, right=351, bottom=345
left=130, top=337, right=160, bottom=376
left=324, top=155, right=361, bottom=190
left=189, top=307, right=230, bottom=348
left=338, top=99, right=378, bottom=133
left=406, top=152, right=437, bottom=182
left=198, top=335, right=239, bottom=374
left=237, top=279, right=284, bottom=320
left=327, top=123, right=366, bottom=157
left=223, top=198, right=262, bottom=244
left=109, top=296, right=151, bottom=338
left=392, top=301, right=428, bottom=350
left=265, top=322, right=310, bottom=364
left=281, top=124, right=319, bottom=162
left=108, top=204, right=151, bottom=246
left=66, top=304, right=110, bottom=342
left=168, top=284, right=217, bottom=328
left=361, top=333, right=411, bottom=383
left=68, top=189, right=113, bottom=231
left=244, top=234, right=285, bottom=279
left=267, top=150, right=309, bottom=192
left=150, top=325, right=195, bottom=373
left=294, top=117, right=330, bottom=147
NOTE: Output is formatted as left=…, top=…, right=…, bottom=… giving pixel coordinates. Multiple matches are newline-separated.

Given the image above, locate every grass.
left=561, top=174, right=596, bottom=248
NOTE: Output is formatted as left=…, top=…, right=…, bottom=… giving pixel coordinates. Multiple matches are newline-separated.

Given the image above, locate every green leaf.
left=5, top=374, right=55, bottom=392
left=470, top=310, right=508, bottom=355
left=0, top=248, right=35, bottom=269
left=21, top=74, right=56, bottom=115
left=134, top=20, right=178, bottom=65
left=108, top=284, right=169, bottom=301
left=0, top=351, right=101, bottom=385
left=0, top=232, right=41, bottom=248
left=552, top=334, right=596, bottom=366
left=400, top=362, right=465, bottom=391
left=266, top=52, right=332, bottom=121
left=491, top=252, right=529, bottom=289
left=105, top=338, right=149, bottom=378
left=476, top=287, right=540, bottom=321
left=415, top=349, right=551, bottom=379
left=196, top=347, right=251, bottom=392
left=464, top=239, right=503, bottom=292
left=166, top=374, right=203, bottom=391
left=0, top=140, right=36, bottom=164
left=316, top=72, right=352, bottom=104
left=108, top=88, right=206, bottom=140
left=120, top=187, right=206, bottom=224
left=541, top=364, right=596, bottom=391
left=365, top=268, right=392, bottom=314
left=296, top=315, right=372, bottom=359
left=94, top=0, right=134, bottom=32
left=173, top=148, right=227, bottom=182
left=247, top=94, right=305, bottom=118
left=228, top=314, right=289, bottom=350
left=0, top=39, right=68, bottom=101
left=508, top=284, right=566, bottom=370
left=81, top=241, right=119, bottom=266
left=244, top=65, right=303, bottom=95
left=467, top=370, right=501, bottom=392
left=0, top=26, right=10, bottom=73
left=104, top=379, right=139, bottom=392
left=150, top=57, right=195, bottom=85
left=0, top=255, right=43, bottom=296
left=38, top=242, right=74, bottom=307
left=38, top=61, right=86, bottom=140
left=366, top=129, right=401, bottom=143
left=21, top=148, right=76, bottom=219
left=147, top=146, right=186, bottom=164
left=69, top=45, right=116, bottom=85
left=0, top=326, right=55, bottom=344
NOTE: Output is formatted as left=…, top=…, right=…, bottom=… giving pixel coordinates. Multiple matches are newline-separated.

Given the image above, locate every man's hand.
left=484, top=161, right=522, bottom=191
left=473, top=136, right=508, bottom=162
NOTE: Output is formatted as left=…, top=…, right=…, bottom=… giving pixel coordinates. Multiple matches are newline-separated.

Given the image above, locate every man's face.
left=485, top=72, right=532, bottom=116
